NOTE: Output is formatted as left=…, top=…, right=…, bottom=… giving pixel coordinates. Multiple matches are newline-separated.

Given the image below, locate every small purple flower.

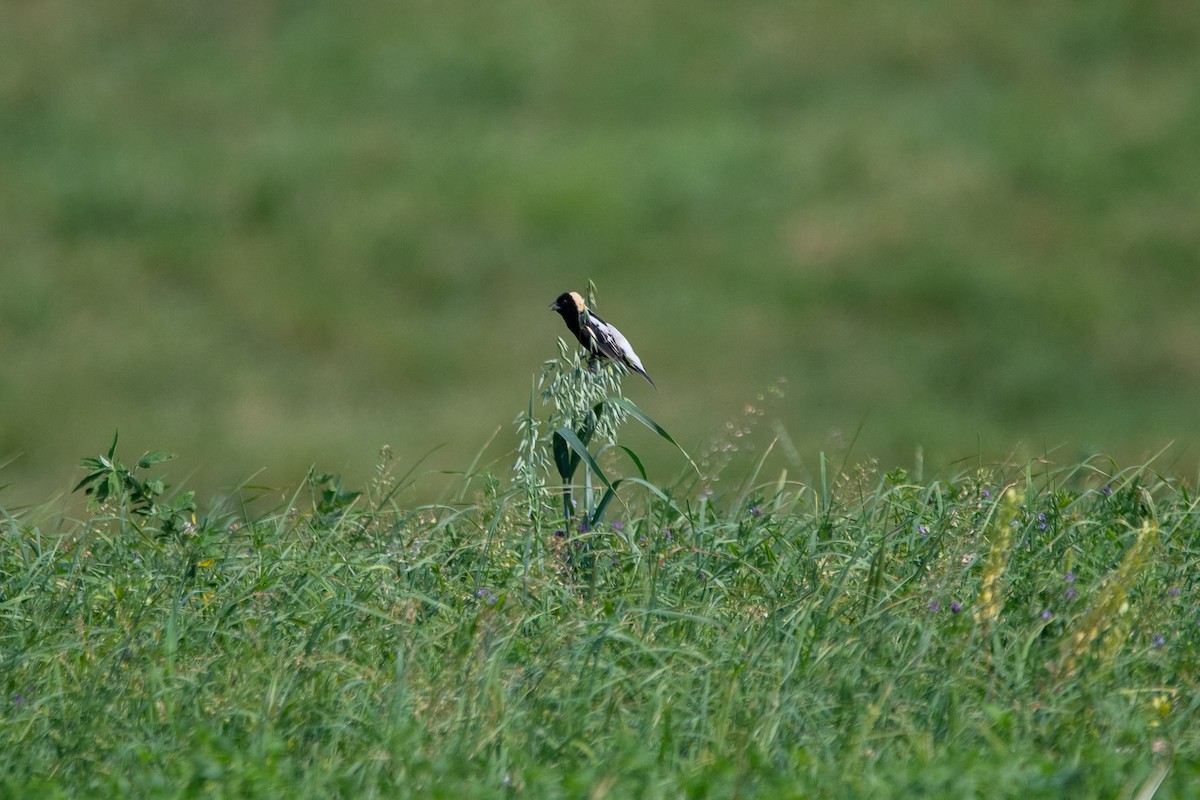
left=11, top=694, right=24, bottom=708
left=1102, top=485, right=1113, bottom=496
left=662, top=528, right=672, bottom=541
left=1065, top=588, right=1078, bottom=601
left=1151, top=634, right=1166, bottom=649
left=1064, top=572, right=1075, bottom=583
left=638, top=536, right=648, bottom=547
left=1037, top=513, right=1047, bottom=530
left=611, top=520, right=624, bottom=531
left=749, top=505, right=763, bottom=517
left=982, top=489, right=991, bottom=499
left=554, top=530, right=565, bottom=538
left=475, top=588, right=498, bottom=606
left=950, top=601, right=961, bottom=613
left=1041, top=609, right=1053, bottom=620
left=578, top=520, right=590, bottom=533
left=917, top=524, right=928, bottom=536
left=929, top=601, right=941, bottom=612
left=1167, top=587, right=1181, bottom=598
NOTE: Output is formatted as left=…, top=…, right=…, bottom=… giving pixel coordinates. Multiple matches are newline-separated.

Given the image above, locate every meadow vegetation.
left=4, top=4, right=1200, bottom=793
left=2, top=359, right=1197, bottom=797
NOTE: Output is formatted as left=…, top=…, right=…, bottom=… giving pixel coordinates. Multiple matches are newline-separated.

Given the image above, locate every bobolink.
left=550, top=291, right=655, bottom=387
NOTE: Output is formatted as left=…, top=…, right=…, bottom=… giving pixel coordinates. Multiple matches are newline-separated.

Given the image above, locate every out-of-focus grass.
left=3, top=2, right=1200, bottom=504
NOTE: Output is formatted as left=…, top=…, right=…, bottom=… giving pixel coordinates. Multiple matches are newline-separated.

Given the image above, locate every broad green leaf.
left=606, top=476, right=679, bottom=512
left=616, top=445, right=648, bottom=481
left=137, top=451, right=175, bottom=469
left=552, top=431, right=575, bottom=481
left=73, top=471, right=103, bottom=493
left=552, top=427, right=614, bottom=493
left=589, top=479, right=624, bottom=527
left=603, top=396, right=700, bottom=475
left=103, top=473, right=120, bottom=503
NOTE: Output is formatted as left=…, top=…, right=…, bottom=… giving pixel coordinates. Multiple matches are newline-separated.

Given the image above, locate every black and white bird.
left=550, top=291, right=655, bottom=387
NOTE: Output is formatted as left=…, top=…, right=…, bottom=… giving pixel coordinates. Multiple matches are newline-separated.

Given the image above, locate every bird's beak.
left=548, top=302, right=557, bottom=311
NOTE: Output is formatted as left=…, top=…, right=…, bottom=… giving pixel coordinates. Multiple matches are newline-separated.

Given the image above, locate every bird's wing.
left=587, top=314, right=647, bottom=373
left=583, top=314, right=623, bottom=360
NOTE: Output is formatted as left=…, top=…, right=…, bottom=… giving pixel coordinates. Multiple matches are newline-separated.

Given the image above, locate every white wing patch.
left=589, top=315, right=644, bottom=370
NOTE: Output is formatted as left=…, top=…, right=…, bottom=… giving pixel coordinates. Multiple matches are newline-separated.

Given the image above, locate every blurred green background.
left=3, top=1, right=1200, bottom=506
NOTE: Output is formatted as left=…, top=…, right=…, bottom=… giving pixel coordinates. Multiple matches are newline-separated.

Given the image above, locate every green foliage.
left=3, top=429, right=1198, bottom=796
left=518, top=320, right=690, bottom=534
left=305, top=468, right=364, bottom=525
left=73, top=431, right=196, bottom=539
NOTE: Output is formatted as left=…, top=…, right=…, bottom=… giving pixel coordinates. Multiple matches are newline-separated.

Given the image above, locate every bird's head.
left=550, top=291, right=587, bottom=316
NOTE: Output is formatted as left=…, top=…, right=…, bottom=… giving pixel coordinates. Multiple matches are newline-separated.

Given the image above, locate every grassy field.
left=3, top=4, right=1200, bottom=793
left=4, top=2, right=1200, bottom=505
left=2, top=362, right=1199, bottom=797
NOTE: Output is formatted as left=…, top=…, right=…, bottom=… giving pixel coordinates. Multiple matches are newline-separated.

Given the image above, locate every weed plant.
left=2, top=381, right=1199, bottom=797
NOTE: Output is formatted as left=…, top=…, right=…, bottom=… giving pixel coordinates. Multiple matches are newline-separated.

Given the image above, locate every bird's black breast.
left=554, top=304, right=585, bottom=344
